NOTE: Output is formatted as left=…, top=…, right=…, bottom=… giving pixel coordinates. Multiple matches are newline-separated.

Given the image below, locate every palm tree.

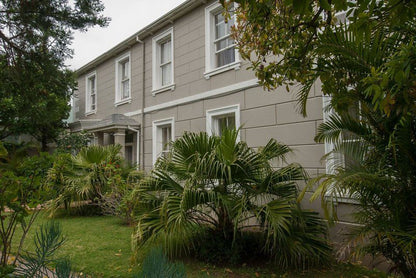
left=133, top=129, right=331, bottom=269
left=47, top=144, right=124, bottom=214
left=301, top=24, right=416, bottom=277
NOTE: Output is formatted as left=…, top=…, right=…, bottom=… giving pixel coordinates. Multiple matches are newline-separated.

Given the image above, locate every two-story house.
left=67, top=1, right=391, bottom=265
left=70, top=0, right=350, bottom=218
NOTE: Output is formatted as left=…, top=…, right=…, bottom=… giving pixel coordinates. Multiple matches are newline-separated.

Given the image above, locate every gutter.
left=137, top=37, right=146, bottom=171
left=76, top=0, right=203, bottom=75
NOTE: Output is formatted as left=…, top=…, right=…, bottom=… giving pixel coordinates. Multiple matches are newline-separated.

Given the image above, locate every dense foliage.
left=133, top=130, right=331, bottom=269
left=0, top=0, right=109, bottom=149
left=47, top=145, right=123, bottom=215
left=56, top=131, right=91, bottom=155
left=226, top=0, right=415, bottom=116
left=47, top=144, right=143, bottom=220
left=0, top=142, right=53, bottom=269
left=225, top=0, right=416, bottom=276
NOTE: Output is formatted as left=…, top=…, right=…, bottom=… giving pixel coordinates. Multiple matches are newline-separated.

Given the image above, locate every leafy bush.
left=133, top=130, right=331, bottom=269
left=56, top=131, right=91, bottom=155
left=0, top=142, right=53, bottom=268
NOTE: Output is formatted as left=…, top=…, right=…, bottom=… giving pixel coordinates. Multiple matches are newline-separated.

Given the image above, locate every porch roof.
left=69, top=114, right=140, bottom=133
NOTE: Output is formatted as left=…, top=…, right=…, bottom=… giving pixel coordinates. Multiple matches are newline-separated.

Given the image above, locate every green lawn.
left=13, top=213, right=134, bottom=277
left=12, top=212, right=393, bottom=278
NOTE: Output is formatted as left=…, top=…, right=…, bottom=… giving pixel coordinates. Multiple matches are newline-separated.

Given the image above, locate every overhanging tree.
left=224, top=0, right=416, bottom=276
left=0, top=0, right=109, bottom=150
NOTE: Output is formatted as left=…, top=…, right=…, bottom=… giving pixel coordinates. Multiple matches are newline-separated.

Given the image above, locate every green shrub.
left=195, top=229, right=264, bottom=265
left=56, top=131, right=91, bottom=155
left=0, top=142, right=53, bottom=268
left=133, top=130, right=331, bottom=270
left=47, top=145, right=124, bottom=216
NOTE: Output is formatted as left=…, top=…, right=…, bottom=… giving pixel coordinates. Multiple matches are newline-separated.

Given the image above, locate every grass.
left=185, top=260, right=392, bottom=277
left=12, top=212, right=134, bottom=277
left=11, top=212, right=394, bottom=278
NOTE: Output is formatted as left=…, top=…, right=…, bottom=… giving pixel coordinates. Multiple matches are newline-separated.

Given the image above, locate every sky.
left=68, top=0, right=186, bottom=69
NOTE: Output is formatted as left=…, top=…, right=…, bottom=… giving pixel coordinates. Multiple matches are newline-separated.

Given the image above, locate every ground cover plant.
left=133, top=129, right=331, bottom=269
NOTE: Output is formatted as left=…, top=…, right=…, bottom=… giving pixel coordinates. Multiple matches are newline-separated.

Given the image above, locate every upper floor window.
left=85, top=71, right=97, bottom=114
left=206, top=104, right=240, bottom=139
left=152, top=118, right=174, bottom=164
left=115, top=52, right=131, bottom=105
left=152, top=28, right=175, bottom=95
left=204, top=2, right=240, bottom=79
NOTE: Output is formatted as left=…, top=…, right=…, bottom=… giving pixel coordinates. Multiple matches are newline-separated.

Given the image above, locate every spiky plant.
left=133, top=247, right=186, bottom=278
left=133, top=129, right=331, bottom=269
left=15, top=221, right=75, bottom=278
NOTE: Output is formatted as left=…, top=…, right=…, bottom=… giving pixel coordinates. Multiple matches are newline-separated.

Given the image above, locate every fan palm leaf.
left=134, top=129, right=330, bottom=269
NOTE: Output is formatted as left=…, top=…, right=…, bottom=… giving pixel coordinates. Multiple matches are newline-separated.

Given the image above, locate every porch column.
left=103, top=133, right=111, bottom=145
left=133, top=131, right=138, bottom=164
left=95, top=132, right=104, bottom=145
left=113, top=129, right=125, bottom=158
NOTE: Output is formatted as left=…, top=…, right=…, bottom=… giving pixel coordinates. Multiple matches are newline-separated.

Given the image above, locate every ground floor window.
left=152, top=118, right=174, bottom=164
left=206, top=104, right=240, bottom=138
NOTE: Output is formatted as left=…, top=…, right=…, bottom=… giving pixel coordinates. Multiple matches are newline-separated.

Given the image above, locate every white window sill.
left=204, top=61, right=241, bottom=79
left=325, top=195, right=360, bottom=205
left=114, top=97, right=131, bottom=107
left=85, top=110, right=96, bottom=116
left=152, top=83, right=176, bottom=96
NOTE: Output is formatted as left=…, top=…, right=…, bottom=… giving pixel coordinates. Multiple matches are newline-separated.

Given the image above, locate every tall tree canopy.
left=0, top=0, right=109, bottom=149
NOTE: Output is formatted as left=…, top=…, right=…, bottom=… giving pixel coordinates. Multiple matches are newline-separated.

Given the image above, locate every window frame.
left=85, top=71, right=97, bottom=115
left=322, top=95, right=359, bottom=204
left=206, top=104, right=240, bottom=140
left=152, top=27, right=175, bottom=96
left=152, top=117, right=175, bottom=164
left=115, top=52, right=131, bottom=106
left=204, top=2, right=240, bottom=79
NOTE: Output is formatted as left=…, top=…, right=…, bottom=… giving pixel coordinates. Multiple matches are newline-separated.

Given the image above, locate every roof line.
left=76, top=0, right=203, bottom=75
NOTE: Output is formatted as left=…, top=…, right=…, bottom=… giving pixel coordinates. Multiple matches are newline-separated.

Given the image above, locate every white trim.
left=152, top=83, right=176, bottom=96
left=125, top=109, right=142, bottom=117
left=114, top=97, right=132, bottom=106
left=124, top=79, right=258, bottom=117
left=152, top=117, right=175, bottom=165
left=206, top=104, right=240, bottom=140
left=115, top=51, right=131, bottom=104
left=152, top=27, right=174, bottom=94
left=204, top=2, right=240, bottom=78
left=85, top=111, right=96, bottom=116
left=204, top=61, right=241, bottom=79
left=85, top=71, right=97, bottom=115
